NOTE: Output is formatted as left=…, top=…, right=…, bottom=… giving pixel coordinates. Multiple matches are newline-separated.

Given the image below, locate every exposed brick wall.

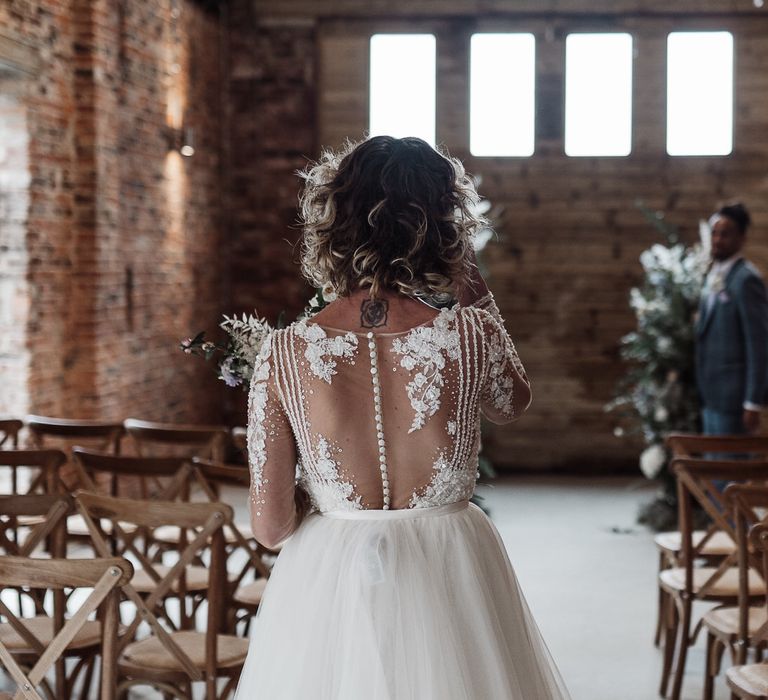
left=0, top=0, right=225, bottom=423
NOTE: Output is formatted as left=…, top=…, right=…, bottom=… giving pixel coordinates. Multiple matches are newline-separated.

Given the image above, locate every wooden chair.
left=24, top=416, right=124, bottom=491
left=190, top=458, right=272, bottom=634
left=230, top=427, right=247, bottom=458
left=660, top=458, right=768, bottom=700
left=0, top=556, right=132, bottom=700
left=0, top=449, right=67, bottom=501
left=68, top=447, right=193, bottom=554
left=0, top=419, right=22, bottom=449
left=726, top=520, right=768, bottom=699
left=123, top=418, right=229, bottom=461
left=701, top=484, right=768, bottom=698
left=75, top=491, right=249, bottom=699
left=654, top=434, right=768, bottom=647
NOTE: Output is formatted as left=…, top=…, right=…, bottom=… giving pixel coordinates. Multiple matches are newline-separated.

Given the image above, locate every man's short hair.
left=717, top=202, right=752, bottom=235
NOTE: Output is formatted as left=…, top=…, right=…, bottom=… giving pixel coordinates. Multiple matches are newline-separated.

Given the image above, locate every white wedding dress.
left=234, top=291, right=571, bottom=699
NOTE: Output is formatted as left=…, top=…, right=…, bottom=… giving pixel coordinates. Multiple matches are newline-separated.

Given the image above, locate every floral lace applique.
left=299, top=434, right=362, bottom=513
left=483, top=316, right=527, bottom=420
left=294, top=320, right=358, bottom=384
left=446, top=420, right=457, bottom=436
left=392, top=307, right=461, bottom=433
left=409, top=448, right=478, bottom=508
left=247, top=332, right=273, bottom=510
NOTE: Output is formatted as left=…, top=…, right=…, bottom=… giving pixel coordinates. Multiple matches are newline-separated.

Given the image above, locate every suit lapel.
left=697, top=257, right=744, bottom=337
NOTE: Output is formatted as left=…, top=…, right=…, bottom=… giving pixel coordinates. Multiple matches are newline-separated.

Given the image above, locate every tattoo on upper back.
left=360, top=299, right=389, bottom=328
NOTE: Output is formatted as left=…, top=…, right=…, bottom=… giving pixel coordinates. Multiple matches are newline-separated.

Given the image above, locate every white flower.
left=639, top=444, right=666, bottom=479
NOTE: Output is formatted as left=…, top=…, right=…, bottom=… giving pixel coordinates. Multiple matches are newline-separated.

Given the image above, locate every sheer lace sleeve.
left=247, top=330, right=300, bottom=549
left=470, top=291, right=532, bottom=424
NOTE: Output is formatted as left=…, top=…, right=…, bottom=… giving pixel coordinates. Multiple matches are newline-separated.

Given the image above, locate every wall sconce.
left=164, top=125, right=195, bottom=157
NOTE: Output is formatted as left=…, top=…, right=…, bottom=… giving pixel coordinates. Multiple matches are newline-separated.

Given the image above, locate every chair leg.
left=703, top=633, right=724, bottom=700
left=660, top=595, right=679, bottom=698
left=670, top=598, right=692, bottom=700
left=655, top=552, right=667, bottom=647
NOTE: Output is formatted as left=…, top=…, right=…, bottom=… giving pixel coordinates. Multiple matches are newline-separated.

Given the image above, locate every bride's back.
left=247, top=290, right=526, bottom=534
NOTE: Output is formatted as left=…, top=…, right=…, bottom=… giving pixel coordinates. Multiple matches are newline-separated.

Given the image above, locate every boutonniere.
left=717, top=290, right=731, bottom=304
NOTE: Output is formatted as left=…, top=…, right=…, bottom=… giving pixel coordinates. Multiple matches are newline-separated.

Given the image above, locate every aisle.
left=478, top=475, right=728, bottom=700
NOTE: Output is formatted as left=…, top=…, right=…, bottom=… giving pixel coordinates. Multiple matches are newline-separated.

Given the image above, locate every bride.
left=234, top=135, right=570, bottom=699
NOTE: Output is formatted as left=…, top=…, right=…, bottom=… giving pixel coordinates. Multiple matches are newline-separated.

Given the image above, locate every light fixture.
left=164, top=125, right=195, bottom=157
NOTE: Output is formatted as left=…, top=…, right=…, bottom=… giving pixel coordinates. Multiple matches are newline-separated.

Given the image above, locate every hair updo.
left=297, top=136, right=488, bottom=300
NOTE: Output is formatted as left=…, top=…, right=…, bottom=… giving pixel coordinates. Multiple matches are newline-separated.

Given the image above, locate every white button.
left=377, top=431, right=384, bottom=439
left=370, top=367, right=377, bottom=374
left=378, top=439, right=385, bottom=447
left=382, top=479, right=389, bottom=487
left=373, top=385, right=380, bottom=394
left=367, top=332, right=373, bottom=339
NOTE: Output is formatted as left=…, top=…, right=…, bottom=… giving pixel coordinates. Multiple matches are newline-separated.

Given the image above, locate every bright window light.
left=565, top=33, right=633, bottom=157
left=470, top=34, right=536, bottom=157
left=369, top=34, right=436, bottom=146
left=667, top=32, right=733, bottom=156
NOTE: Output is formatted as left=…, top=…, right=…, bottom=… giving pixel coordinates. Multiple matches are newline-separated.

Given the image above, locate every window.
left=470, top=33, right=536, bottom=157
left=565, top=33, right=633, bottom=157
left=369, top=34, right=436, bottom=145
left=666, top=32, right=733, bottom=156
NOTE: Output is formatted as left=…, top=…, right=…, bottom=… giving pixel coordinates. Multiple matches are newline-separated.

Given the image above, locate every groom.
left=696, top=202, right=768, bottom=436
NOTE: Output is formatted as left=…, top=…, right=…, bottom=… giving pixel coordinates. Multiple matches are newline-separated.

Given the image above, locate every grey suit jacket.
left=695, top=258, right=768, bottom=412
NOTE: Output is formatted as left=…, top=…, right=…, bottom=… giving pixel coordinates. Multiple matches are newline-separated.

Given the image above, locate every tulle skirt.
left=234, top=501, right=571, bottom=700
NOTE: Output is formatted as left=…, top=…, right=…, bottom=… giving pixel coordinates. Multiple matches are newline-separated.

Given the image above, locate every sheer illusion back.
left=246, top=291, right=529, bottom=547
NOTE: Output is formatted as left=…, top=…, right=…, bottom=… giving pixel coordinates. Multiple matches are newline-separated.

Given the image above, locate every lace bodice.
left=246, top=291, right=530, bottom=547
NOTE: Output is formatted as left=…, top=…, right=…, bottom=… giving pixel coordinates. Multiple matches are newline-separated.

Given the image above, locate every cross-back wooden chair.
left=190, top=458, right=272, bottom=634
left=123, top=418, right=229, bottom=461
left=726, top=520, right=768, bottom=699
left=0, top=419, right=22, bottom=449
left=654, top=434, right=768, bottom=648
left=75, top=491, right=248, bottom=699
left=0, top=556, right=132, bottom=700
left=660, top=458, right=768, bottom=700
left=0, top=492, right=120, bottom=700
left=0, top=451, right=68, bottom=539
left=700, top=484, right=768, bottom=698
left=24, top=416, right=124, bottom=491
left=69, top=447, right=193, bottom=555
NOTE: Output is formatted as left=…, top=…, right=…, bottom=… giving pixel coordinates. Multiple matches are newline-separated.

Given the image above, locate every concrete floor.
left=478, top=475, right=730, bottom=700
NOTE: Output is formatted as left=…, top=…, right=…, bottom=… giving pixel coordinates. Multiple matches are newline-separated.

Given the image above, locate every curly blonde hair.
left=297, top=136, right=488, bottom=300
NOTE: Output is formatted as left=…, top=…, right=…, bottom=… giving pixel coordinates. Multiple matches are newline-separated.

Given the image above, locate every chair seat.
left=655, top=530, right=736, bottom=556
left=659, top=566, right=766, bottom=598
left=727, top=663, right=768, bottom=698
left=233, top=578, right=268, bottom=607
left=704, top=606, right=768, bottom=638
left=120, top=630, right=248, bottom=672
left=131, top=565, right=238, bottom=594
left=0, top=617, right=101, bottom=651
left=152, top=522, right=254, bottom=545
left=132, top=565, right=211, bottom=594
left=67, top=514, right=138, bottom=536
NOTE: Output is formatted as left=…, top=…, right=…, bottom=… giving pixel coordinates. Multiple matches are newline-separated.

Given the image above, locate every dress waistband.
left=320, top=500, right=470, bottom=520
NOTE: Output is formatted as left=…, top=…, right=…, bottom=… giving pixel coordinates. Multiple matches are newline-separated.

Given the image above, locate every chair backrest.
left=0, top=419, right=23, bottom=449
left=0, top=494, right=72, bottom=559
left=191, top=458, right=271, bottom=583
left=672, top=457, right=768, bottom=597
left=25, top=416, right=124, bottom=489
left=0, top=555, right=133, bottom=700
left=72, top=446, right=192, bottom=500
left=0, top=449, right=67, bottom=497
left=666, top=433, right=768, bottom=458
left=75, top=491, right=232, bottom=682
left=123, top=418, right=228, bottom=461
left=724, top=485, right=768, bottom=662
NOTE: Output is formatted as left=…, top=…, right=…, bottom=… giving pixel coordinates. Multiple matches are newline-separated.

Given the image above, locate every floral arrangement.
left=607, top=202, right=710, bottom=526
left=179, top=289, right=333, bottom=389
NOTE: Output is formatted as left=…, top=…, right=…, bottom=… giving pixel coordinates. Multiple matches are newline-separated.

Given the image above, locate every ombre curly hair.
left=297, top=136, right=488, bottom=300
